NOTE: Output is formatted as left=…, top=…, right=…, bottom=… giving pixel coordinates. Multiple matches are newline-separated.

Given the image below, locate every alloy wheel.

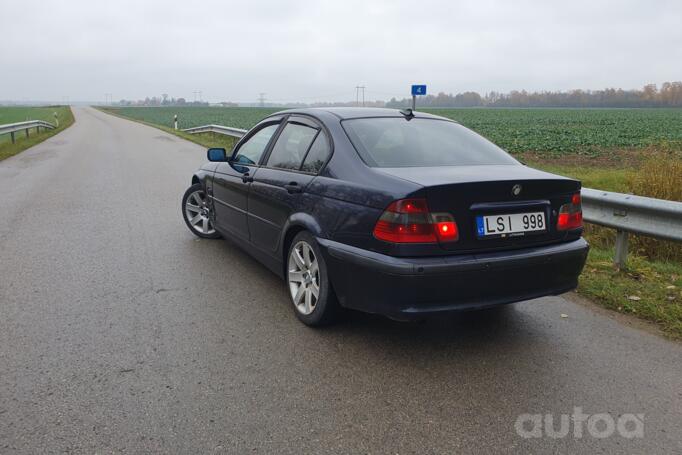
left=288, top=240, right=320, bottom=315
left=184, top=190, right=216, bottom=235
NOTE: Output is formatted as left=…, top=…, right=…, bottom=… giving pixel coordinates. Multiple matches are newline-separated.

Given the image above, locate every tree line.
left=385, top=82, right=682, bottom=108
left=114, top=82, right=682, bottom=108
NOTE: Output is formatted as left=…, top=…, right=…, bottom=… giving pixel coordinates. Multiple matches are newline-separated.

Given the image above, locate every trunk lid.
left=377, top=164, right=581, bottom=253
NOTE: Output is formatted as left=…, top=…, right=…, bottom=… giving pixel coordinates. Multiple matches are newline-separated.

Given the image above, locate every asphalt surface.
left=1, top=107, right=681, bottom=454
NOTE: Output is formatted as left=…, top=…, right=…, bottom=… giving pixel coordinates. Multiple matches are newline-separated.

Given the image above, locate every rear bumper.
left=318, top=237, right=589, bottom=319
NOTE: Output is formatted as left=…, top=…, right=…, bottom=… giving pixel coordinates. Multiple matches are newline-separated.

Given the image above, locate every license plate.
left=476, top=212, right=546, bottom=238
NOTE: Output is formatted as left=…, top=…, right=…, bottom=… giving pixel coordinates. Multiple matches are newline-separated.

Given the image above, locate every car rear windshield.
left=342, top=117, right=518, bottom=167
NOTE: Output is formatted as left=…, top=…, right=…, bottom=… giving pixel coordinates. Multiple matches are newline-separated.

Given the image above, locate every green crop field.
left=428, top=108, right=682, bottom=154
left=103, top=106, right=682, bottom=156
left=103, top=106, right=281, bottom=131
left=0, top=106, right=74, bottom=160
left=0, top=105, right=67, bottom=124
left=0, top=106, right=72, bottom=143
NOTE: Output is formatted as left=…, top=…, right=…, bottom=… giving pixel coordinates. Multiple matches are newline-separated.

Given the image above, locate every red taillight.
left=393, top=199, right=429, bottom=214
left=373, top=198, right=459, bottom=243
left=432, top=214, right=459, bottom=242
left=557, top=192, right=583, bottom=230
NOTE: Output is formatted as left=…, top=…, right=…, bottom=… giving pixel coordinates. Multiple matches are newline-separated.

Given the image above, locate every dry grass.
left=626, top=147, right=682, bottom=262
left=630, top=146, right=682, bottom=202
left=532, top=146, right=682, bottom=262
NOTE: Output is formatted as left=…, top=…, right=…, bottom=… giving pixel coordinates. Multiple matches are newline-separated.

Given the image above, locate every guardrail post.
left=10, top=131, right=15, bottom=143
left=614, top=230, right=628, bottom=269
left=25, top=128, right=29, bottom=138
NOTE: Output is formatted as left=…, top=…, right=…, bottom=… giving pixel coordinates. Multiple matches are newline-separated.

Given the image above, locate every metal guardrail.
left=582, top=188, right=682, bottom=268
left=182, top=124, right=247, bottom=138
left=0, top=120, right=56, bottom=143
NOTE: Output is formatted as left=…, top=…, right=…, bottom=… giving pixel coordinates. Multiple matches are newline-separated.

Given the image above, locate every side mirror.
left=207, top=147, right=228, bottom=162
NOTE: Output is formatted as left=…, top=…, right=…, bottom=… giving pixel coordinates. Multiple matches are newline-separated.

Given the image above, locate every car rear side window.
left=234, top=123, right=280, bottom=165
left=267, top=123, right=318, bottom=170
left=301, top=132, right=330, bottom=173
left=342, top=118, right=518, bottom=167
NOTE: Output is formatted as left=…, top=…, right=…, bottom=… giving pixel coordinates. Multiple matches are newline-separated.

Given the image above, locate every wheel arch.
left=280, top=213, right=324, bottom=276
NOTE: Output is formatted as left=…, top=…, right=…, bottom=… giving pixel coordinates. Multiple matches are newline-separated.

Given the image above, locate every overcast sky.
left=2, top=0, right=681, bottom=103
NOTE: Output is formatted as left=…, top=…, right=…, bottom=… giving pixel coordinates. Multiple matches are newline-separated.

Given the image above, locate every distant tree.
left=385, top=82, right=682, bottom=108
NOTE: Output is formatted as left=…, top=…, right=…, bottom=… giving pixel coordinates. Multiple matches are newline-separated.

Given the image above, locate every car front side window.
left=233, top=123, right=280, bottom=165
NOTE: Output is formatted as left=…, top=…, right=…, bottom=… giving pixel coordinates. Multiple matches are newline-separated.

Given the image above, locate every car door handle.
left=242, top=174, right=254, bottom=183
left=284, top=182, right=302, bottom=194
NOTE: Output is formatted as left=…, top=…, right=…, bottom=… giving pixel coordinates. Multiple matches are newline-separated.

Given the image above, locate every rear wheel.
left=287, top=231, right=340, bottom=326
left=182, top=183, right=221, bottom=239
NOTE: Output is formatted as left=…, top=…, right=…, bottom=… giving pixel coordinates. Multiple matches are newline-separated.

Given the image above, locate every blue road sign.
left=411, top=85, right=427, bottom=96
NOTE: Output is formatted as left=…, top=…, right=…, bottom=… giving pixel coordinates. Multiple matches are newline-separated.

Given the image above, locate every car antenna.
left=399, top=107, right=415, bottom=120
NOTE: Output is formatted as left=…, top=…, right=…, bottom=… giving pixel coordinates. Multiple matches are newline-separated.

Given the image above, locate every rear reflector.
left=373, top=198, right=458, bottom=243
left=557, top=192, right=583, bottom=230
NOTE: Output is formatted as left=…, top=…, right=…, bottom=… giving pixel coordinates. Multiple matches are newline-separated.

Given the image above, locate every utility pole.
left=258, top=93, right=266, bottom=107
left=355, top=86, right=366, bottom=107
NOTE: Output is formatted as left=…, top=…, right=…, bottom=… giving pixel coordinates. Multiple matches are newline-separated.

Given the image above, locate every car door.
left=211, top=120, right=282, bottom=240
left=248, top=116, right=332, bottom=253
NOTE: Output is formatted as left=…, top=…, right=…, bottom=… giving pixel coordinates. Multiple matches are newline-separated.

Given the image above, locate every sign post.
left=411, top=85, right=427, bottom=110
left=174, top=114, right=178, bottom=130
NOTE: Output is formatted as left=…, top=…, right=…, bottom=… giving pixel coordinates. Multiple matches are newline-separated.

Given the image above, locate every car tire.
left=182, top=183, right=222, bottom=239
left=287, top=231, right=340, bottom=326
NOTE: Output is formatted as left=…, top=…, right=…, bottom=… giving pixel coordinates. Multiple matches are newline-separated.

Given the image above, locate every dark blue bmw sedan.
left=182, top=108, right=588, bottom=326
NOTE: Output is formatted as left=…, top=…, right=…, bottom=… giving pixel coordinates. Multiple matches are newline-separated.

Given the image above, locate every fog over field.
left=1, top=0, right=681, bottom=103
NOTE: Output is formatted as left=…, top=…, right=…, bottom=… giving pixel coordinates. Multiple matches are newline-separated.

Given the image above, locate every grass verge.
left=0, top=106, right=75, bottom=161
left=579, top=248, right=682, bottom=338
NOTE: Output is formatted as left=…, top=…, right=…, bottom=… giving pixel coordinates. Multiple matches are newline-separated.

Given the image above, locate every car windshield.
left=342, top=117, right=518, bottom=167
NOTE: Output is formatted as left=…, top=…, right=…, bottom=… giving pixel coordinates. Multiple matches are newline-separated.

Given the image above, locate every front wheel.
left=287, top=231, right=340, bottom=326
left=182, top=183, right=221, bottom=239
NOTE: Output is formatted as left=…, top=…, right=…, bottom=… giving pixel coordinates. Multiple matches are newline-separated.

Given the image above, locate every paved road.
left=1, top=107, right=681, bottom=454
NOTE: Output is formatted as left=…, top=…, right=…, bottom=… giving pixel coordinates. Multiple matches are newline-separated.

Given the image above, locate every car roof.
left=269, top=107, right=455, bottom=122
